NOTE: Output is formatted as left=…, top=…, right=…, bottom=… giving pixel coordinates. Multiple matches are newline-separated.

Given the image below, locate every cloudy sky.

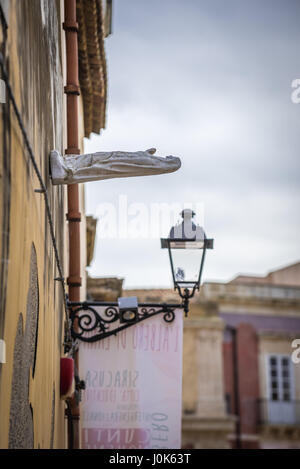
left=84, top=0, right=300, bottom=289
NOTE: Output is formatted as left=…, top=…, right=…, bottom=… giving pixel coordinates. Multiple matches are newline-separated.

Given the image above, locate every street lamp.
left=161, top=209, right=214, bottom=316
left=67, top=209, right=213, bottom=343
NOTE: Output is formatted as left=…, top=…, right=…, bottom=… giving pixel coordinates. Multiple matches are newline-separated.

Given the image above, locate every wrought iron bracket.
left=176, top=285, right=198, bottom=317
left=67, top=300, right=183, bottom=343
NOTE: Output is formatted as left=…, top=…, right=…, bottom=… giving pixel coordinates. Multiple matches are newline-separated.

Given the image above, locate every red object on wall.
left=60, top=357, right=74, bottom=397
left=223, top=323, right=260, bottom=449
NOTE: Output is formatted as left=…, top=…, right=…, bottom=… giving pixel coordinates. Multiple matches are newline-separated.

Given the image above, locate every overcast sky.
left=84, top=0, right=300, bottom=289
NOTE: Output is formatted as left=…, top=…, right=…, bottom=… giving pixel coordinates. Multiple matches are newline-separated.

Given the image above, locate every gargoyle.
left=50, top=148, right=181, bottom=185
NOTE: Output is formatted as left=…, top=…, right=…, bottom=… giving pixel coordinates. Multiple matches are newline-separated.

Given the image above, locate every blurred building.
left=119, top=261, right=300, bottom=449
left=218, top=261, right=300, bottom=449
left=0, top=0, right=109, bottom=448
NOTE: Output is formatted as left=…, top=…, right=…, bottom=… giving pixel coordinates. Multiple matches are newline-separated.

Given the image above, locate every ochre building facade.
left=0, top=0, right=108, bottom=448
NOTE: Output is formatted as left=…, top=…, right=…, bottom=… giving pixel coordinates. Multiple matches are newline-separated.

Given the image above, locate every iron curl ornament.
left=67, top=300, right=180, bottom=343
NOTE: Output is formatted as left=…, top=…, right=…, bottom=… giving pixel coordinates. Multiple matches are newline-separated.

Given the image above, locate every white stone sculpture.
left=50, top=148, right=181, bottom=185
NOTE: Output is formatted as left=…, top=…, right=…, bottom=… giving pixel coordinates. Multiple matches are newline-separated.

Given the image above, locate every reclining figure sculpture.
left=50, top=148, right=181, bottom=185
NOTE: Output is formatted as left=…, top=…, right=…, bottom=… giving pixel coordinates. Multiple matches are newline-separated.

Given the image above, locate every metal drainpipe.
left=229, top=326, right=241, bottom=449
left=63, top=0, right=81, bottom=449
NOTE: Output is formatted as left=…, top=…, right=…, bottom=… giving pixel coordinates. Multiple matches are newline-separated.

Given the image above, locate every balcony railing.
left=258, top=399, right=300, bottom=426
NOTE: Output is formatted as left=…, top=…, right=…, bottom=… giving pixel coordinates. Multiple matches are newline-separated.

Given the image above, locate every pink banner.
left=79, top=309, right=183, bottom=449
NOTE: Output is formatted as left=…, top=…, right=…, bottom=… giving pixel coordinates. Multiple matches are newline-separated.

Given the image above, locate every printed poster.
left=79, top=308, right=183, bottom=449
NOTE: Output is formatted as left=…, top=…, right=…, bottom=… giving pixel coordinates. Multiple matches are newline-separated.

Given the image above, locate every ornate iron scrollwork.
left=68, top=301, right=179, bottom=343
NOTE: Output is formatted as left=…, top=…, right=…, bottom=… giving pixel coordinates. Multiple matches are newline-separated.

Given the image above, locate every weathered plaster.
left=0, top=0, right=67, bottom=448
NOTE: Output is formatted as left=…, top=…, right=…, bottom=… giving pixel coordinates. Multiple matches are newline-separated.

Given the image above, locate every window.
left=266, top=354, right=295, bottom=424
left=268, top=355, right=292, bottom=402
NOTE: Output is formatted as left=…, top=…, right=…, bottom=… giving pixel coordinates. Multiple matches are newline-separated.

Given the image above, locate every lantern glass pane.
left=170, top=247, right=203, bottom=287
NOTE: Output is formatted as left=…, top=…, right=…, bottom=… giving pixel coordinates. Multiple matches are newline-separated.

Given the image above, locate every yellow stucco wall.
left=0, top=0, right=68, bottom=448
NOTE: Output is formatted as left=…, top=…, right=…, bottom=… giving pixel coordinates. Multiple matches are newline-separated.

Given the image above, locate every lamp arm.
left=67, top=300, right=182, bottom=344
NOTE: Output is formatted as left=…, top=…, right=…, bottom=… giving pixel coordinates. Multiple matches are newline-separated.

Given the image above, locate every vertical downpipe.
left=63, top=0, right=81, bottom=449
left=231, top=327, right=241, bottom=449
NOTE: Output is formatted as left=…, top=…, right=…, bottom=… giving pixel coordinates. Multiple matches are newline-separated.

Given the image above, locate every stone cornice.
left=77, top=0, right=107, bottom=137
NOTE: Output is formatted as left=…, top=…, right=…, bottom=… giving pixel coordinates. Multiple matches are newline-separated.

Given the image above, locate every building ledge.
left=258, top=423, right=300, bottom=439
left=182, top=414, right=236, bottom=432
